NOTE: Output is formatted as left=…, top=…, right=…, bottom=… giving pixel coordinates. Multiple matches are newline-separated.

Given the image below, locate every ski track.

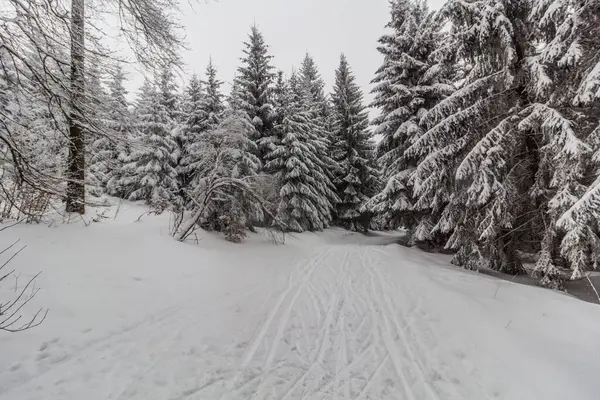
left=1, top=241, right=500, bottom=400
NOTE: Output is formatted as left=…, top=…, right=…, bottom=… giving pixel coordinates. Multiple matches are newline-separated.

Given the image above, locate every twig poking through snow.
left=585, top=274, right=600, bottom=304
left=494, top=283, right=501, bottom=299
left=0, top=219, right=25, bottom=232
left=114, top=198, right=124, bottom=220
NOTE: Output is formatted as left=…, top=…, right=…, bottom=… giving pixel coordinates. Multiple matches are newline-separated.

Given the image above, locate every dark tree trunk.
left=66, top=0, right=86, bottom=214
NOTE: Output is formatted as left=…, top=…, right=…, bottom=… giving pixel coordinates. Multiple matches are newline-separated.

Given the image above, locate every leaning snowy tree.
left=173, top=109, right=265, bottom=243
left=1, top=0, right=189, bottom=214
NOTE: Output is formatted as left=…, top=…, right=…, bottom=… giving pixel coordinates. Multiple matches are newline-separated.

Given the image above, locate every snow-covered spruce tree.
left=262, top=70, right=290, bottom=170
left=235, top=25, right=276, bottom=164
left=177, top=74, right=206, bottom=194
left=85, top=60, right=111, bottom=197
left=265, top=71, right=339, bottom=232
left=529, top=0, right=600, bottom=284
left=330, top=54, right=379, bottom=231
left=270, top=71, right=289, bottom=144
left=179, top=61, right=227, bottom=201
left=88, top=62, right=133, bottom=198
left=105, top=65, right=134, bottom=199
left=119, top=79, right=178, bottom=209
left=177, top=108, right=262, bottom=241
left=365, top=0, right=451, bottom=238
left=203, top=59, right=226, bottom=128
left=157, top=66, right=182, bottom=123
left=298, top=54, right=340, bottom=221
left=156, top=65, right=187, bottom=207
left=403, top=0, right=542, bottom=274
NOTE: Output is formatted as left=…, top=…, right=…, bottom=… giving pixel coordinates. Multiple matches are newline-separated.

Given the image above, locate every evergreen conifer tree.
left=298, top=54, right=340, bottom=219
left=266, top=71, right=339, bottom=232
left=330, top=54, right=379, bottom=231
left=529, top=0, right=600, bottom=283
left=366, top=0, right=451, bottom=237
left=119, top=79, right=179, bottom=208
left=86, top=61, right=111, bottom=196
left=105, top=65, right=134, bottom=198
left=235, top=25, right=276, bottom=163
left=177, top=74, right=206, bottom=194
left=203, top=59, right=225, bottom=128
left=180, top=61, right=227, bottom=196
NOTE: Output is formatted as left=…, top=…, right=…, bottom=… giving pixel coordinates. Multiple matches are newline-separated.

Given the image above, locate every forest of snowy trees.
left=1, top=0, right=600, bottom=288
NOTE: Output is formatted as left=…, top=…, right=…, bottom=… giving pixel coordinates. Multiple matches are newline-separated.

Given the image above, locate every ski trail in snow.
left=360, top=248, right=441, bottom=400
left=355, top=352, right=390, bottom=400
left=240, top=247, right=331, bottom=369
left=222, top=247, right=334, bottom=399
left=358, top=248, right=417, bottom=400
left=363, top=246, right=495, bottom=400
left=3, top=237, right=532, bottom=400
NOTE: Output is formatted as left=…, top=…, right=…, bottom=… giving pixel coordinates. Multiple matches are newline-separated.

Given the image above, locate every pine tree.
left=154, top=65, right=186, bottom=208
left=235, top=25, right=276, bottom=163
left=403, top=0, right=540, bottom=273
left=86, top=60, right=111, bottom=196
left=157, top=66, right=181, bottom=123
left=530, top=0, right=600, bottom=283
left=263, top=70, right=289, bottom=171
left=266, top=71, right=339, bottom=232
left=177, top=74, right=206, bottom=194
left=298, top=54, right=340, bottom=221
left=180, top=62, right=227, bottom=195
left=330, top=54, right=379, bottom=231
left=366, top=0, right=451, bottom=237
left=119, top=79, right=178, bottom=208
left=104, top=65, right=133, bottom=199
left=400, top=0, right=597, bottom=278
left=203, top=59, right=225, bottom=128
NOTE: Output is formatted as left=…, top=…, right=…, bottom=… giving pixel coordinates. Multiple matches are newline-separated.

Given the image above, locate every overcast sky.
left=129, top=0, right=447, bottom=105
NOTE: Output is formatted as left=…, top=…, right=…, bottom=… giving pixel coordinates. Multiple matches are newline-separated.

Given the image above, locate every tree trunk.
left=66, top=0, right=86, bottom=214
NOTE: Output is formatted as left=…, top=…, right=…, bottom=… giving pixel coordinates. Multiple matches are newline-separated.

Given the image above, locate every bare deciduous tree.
left=1, top=0, right=190, bottom=215
left=0, top=240, right=47, bottom=332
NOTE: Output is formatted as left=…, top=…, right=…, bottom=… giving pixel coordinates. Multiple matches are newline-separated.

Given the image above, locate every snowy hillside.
left=1, top=203, right=600, bottom=400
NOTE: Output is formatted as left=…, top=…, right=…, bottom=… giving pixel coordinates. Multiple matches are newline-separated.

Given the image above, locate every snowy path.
left=2, top=209, right=600, bottom=399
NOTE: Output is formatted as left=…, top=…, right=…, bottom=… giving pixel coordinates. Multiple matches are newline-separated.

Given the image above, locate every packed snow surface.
left=1, top=202, right=600, bottom=400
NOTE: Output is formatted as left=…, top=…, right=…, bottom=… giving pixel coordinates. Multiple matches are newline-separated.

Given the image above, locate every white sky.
left=129, top=0, right=447, bottom=105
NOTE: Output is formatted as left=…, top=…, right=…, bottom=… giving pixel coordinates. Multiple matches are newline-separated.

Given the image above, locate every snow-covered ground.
left=2, top=202, right=600, bottom=400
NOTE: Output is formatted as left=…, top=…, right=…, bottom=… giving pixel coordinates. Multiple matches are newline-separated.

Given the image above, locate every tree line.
left=2, top=0, right=600, bottom=288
